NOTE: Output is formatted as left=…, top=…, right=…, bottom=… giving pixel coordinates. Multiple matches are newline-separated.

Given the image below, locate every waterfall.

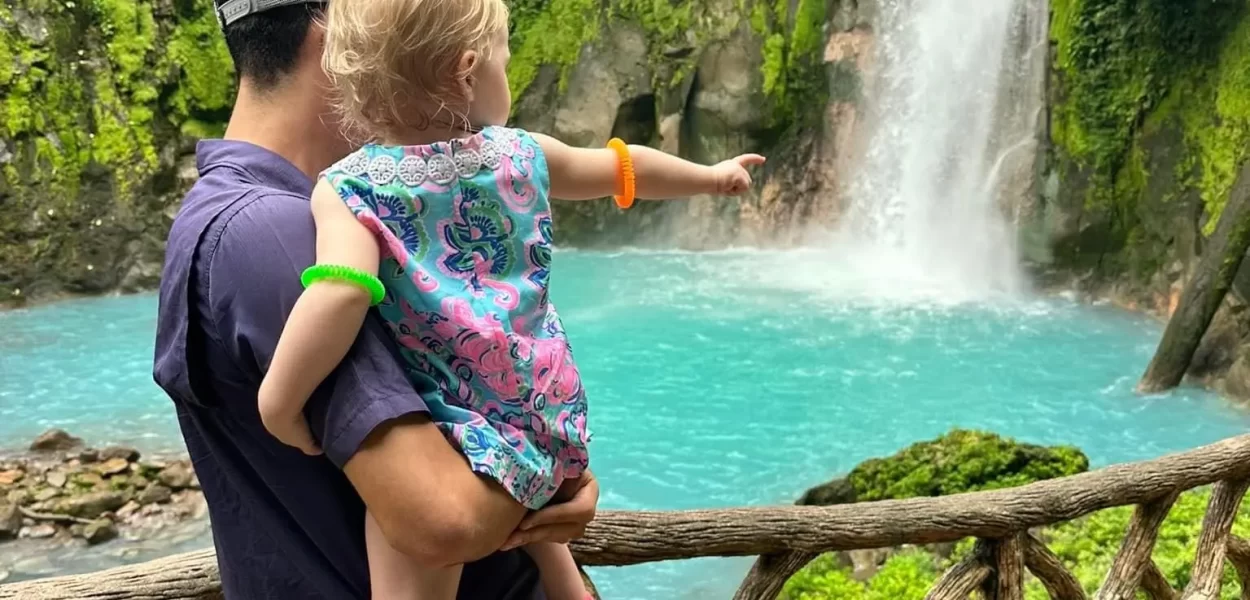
left=833, top=0, right=1049, bottom=299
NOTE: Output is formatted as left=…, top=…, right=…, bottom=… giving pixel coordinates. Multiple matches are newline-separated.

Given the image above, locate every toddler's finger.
left=735, top=154, right=767, bottom=167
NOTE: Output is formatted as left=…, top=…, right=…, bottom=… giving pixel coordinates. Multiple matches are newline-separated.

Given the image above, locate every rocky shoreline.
left=0, top=429, right=206, bottom=582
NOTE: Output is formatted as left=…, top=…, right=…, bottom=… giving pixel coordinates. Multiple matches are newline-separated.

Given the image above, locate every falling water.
left=835, top=0, right=1049, bottom=298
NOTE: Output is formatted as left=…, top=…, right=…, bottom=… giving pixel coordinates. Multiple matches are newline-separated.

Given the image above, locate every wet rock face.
left=0, top=1, right=230, bottom=307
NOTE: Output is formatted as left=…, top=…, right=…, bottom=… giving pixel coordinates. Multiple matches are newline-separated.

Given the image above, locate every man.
left=152, top=2, right=598, bottom=598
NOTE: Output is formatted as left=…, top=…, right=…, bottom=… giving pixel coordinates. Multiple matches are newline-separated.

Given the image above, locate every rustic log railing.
left=4, top=433, right=1250, bottom=600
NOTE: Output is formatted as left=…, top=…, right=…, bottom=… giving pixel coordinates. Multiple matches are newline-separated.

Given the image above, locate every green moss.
left=507, top=0, right=823, bottom=131
left=750, top=0, right=828, bottom=127
left=1177, top=16, right=1250, bottom=231
left=507, top=0, right=600, bottom=101
left=844, top=429, right=1088, bottom=502
left=165, top=4, right=235, bottom=123
left=0, top=0, right=241, bottom=300
left=1048, top=0, right=1249, bottom=281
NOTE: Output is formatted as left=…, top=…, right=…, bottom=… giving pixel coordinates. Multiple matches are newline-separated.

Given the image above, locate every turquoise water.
left=3, top=250, right=1249, bottom=598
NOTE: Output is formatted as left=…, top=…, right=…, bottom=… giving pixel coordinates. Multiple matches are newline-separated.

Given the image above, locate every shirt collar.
left=196, top=139, right=315, bottom=197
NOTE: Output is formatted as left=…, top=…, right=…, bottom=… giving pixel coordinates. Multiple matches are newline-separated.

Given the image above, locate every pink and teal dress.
left=322, top=127, right=589, bottom=509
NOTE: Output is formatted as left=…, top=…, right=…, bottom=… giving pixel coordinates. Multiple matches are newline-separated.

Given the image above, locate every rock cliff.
left=1, top=0, right=873, bottom=305
left=0, top=0, right=231, bottom=305
left=8, top=0, right=1250, bottom=320
left=1034, top=0, right=1250, bottom=307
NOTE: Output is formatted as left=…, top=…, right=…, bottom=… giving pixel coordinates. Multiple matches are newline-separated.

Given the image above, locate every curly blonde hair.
left=322, top=0, right=509, bottom=141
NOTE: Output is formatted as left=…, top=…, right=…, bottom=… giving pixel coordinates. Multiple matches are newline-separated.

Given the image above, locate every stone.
left=136, top=461, right=167, bottom=479
left=6, top=489, right=31, bottom=505
left=99, top=446, right=140, bottom=462
left=0, top=502, right=20, bottom=539
left=82, top=519, right=118, bottom=545
left=94, top=458, right=130, bottom=476
left=32, top=488, right=59, bottom=502
left=77, top=448, right=99, bottom=463
left=0, top=470, right=24, bottom=486
left=20, top=524, right=56, bottom=539
left=848, top=548, right=890, bottom=581
left=115, top=501, right=140, bottom=519
left=138, top=484, right=172, bottom=506
left=45, top=471, right=67, bottom=488
left=796, top=477, right=857, bottom=506
left=29, top=429, right=82, bottom=453
left=54, top=490, right=126, bottom=519
left=70, top=471, right=105, bottom=490
left=157, top=463, right=195, bottom=490
left=13, top=8, right=49, bottom=45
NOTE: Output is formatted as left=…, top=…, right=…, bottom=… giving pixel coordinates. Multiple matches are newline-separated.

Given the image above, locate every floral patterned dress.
left=322, top=127, right=589, bottom=509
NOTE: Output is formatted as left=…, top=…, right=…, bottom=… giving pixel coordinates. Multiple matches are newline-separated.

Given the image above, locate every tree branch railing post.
left=5, top=434, right=1250, bottom=600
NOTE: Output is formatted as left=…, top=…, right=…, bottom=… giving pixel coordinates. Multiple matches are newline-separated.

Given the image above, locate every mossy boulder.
left=798, top=429, right=1090, bottom=506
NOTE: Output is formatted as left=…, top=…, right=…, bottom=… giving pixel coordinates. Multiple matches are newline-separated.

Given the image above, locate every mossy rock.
left=798, top=429, right=1090, bottom=506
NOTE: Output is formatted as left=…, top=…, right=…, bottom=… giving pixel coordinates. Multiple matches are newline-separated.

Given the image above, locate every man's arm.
left=207, top=193, right=531, bottom=566
left=343, top=415, right=526, bottom=565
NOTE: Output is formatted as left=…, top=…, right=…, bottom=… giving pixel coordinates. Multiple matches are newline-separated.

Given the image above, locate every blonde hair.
left=322, top=0, right=509, bottom=140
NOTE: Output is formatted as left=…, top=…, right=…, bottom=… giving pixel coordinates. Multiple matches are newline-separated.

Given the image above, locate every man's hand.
left=500, top=470, right=599, bottom=551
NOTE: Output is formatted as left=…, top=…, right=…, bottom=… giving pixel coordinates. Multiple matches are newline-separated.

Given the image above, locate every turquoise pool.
left=2, top=250, right=1248, bottom=598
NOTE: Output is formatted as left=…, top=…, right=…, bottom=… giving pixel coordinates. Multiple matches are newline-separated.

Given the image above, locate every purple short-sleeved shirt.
left=152, top=139, right=544, bottom=599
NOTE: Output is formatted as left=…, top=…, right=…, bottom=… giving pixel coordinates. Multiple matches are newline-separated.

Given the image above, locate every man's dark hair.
left=221, top=3, right=327, bottom=90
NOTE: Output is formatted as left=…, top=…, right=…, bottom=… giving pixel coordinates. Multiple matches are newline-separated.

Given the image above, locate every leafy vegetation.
left=783, top=430, right=1250, bottom=599
left=782, top=488, right=1250, bottom=599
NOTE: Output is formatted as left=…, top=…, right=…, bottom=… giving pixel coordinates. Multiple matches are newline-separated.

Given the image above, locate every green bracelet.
left=300, top=264, right=386, bottom=306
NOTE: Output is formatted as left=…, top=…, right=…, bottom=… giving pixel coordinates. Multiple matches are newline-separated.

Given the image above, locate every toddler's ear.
left=457, top=50, right=479, bottom=99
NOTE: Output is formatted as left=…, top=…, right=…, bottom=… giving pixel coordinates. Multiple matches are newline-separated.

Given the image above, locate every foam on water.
left=2, top=251, right=1249, bottom=597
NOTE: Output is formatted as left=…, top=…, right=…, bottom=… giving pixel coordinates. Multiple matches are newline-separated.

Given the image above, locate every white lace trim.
left=345, top=129, right=521, bottom=187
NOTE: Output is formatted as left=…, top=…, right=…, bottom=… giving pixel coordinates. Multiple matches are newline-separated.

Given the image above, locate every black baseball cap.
left=215, top=0, right=323, bottom=28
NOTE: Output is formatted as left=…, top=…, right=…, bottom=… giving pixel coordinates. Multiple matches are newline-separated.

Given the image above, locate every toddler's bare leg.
left=366, top=510, right=462, bottom=599
left=524, top=542, right=587, bottom=600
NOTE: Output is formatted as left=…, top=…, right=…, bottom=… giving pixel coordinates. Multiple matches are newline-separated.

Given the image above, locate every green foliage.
left=0, top=0, right=236, bottom=300
left=1049, top=0, right=1250, bottom=275
left=507, top=0, right=600, bottom=101
left=1034, top=489, right=1250, bottom=598
left=845, top=429, right=1089, bottom=502
left=780, top=550, right=940, bottom=600
left=1175, top=16, right=1250, bottom=230
left=779, top=554, right=868, bottom=600
left=750, top=0, right=828, bottom=127
left=506, top=0, right=826, bottom=129
left=786, top=486, right=1250, bottom=599
left=0, top=0, right=234, bottom=199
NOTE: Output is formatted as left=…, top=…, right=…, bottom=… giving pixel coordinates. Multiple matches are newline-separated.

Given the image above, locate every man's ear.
left=303, top=18, right=328, bottom=67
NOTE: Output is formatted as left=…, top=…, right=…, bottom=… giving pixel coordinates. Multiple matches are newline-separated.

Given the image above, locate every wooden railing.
left=3, top=433, right=1250, bottom=600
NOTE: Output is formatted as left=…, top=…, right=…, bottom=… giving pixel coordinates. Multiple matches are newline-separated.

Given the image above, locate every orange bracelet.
left=606, top=138, right=635, bottom=210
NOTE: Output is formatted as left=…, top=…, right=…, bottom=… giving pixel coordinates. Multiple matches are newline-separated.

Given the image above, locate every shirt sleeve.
left=204, top=191, right=433, bottom=467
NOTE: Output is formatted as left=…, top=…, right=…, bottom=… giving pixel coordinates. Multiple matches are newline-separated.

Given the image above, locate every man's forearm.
left=343, top=414, right=526, bottom=566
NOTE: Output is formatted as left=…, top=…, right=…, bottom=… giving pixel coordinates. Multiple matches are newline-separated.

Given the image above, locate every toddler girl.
left=257, top=0, right=764, bottom=598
